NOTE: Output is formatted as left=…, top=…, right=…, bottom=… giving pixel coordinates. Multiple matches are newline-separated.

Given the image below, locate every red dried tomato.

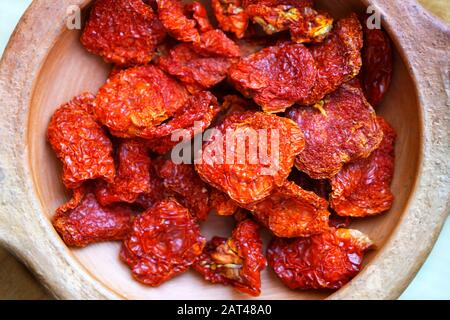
left=154, top=159, right=211, bottom=221
left=245, top=181, right=329, bottom=238
left=302, top=14, right=363, bottom=105
left=193, top=219, right=266, bottom=296
left=267, top=228, right=374, bottom=290
left=360, top=15, right=393, bottom=106
left=195, top=111, right=305, bottom=205
left=95, top=139, right=152, bottom=206
left=81, top=0, right=166, bottom=66
left=212, top=0, right=249, bottom=39
left=289, top=169, right=331, bottom=200
left=156, top=43, right=233, bottom=93
left=121, top=200, right=205, bottom=286
left=94, top=65, right=188, bottom=138
left=242, top=0, right=313, bottom=7
left=193, top=29, right=241, bottom=58
left=185, top=1, right=214, bottom=33
left=53, top=186, right=133, bottom=247
left=47, top=93, right=115, bottom=189
left=156, top=0, right=200, bottom=42
left=246, top=4, right=333, bottom=44
left=228, top=42, right=317, bottom=113
left=210, top=189, right=239, bottom=216
left=287, top=81, right=383, bottom=179
left=330, top=117, right=396, bottom=217
left=145, top=91, right=222, bottom=153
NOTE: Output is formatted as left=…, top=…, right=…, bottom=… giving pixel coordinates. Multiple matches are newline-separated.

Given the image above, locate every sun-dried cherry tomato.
left=302, top=14, right=363, bottom=105
left=95, top=139, right=152, bottom=206
left=287, top=81, right=383, bottom=179
left=246, top=3, right=333, bottom=44
left=154, top=159, right=211, bottom=221
left=185, top=1, right=214, bottom=33
left=121, top=200, right=205, bottom=286
left=94, top=65, right=188, bottom=138
left=81, top=0, right=166, bottom=66
left=245, top=181, right=329, bottom=238
left=156, top=0, right=200, bottom=42
left=212, top=0, right=249, bottom=39
left=330, top=116, right=396, bottom=217
left=193, top=219, right=266, bottom=296
left=267, top=228, right=374, bottom=290
left=228, top=42, right=317, bottom=113
left=48, top=93, right=115, bottom=189
left=157, top=43, right=234, bottom=93
left=193, top=29, right=241, bottom=58
left=210, top=189, right=239, bottom=216
left=195, top=111, right=305, bottom=205
left=360, top=15, right=393, bottom=107
left=53, top=186, right=133, bottom=247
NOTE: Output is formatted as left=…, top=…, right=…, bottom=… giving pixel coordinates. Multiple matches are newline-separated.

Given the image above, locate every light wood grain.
left=0, top=0, right=449, bottom=300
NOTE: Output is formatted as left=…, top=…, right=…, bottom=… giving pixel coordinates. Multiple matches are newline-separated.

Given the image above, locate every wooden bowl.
left=0, top=0, right=449, bottom=300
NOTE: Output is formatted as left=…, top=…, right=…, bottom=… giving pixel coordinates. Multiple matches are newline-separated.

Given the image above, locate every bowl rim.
left=0, top=0, right=448, bottom=300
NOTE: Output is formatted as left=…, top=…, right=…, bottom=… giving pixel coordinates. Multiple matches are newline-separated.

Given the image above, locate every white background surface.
left=0, top=0, right=449, bottom=300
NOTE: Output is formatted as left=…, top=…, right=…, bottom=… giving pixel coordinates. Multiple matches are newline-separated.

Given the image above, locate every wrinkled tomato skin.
left=302, top=14, right=363, bottom=105
left=157, top=43, right=233, bottom=93
left=245, top=181, right=330, bottom=238
left=228, top=42, right=317, bottom=113
left=210, top=189, right=239, bottom=216
left=330, top=117, right=396, bottom=217
left=185, top=1, right=214, bottom=33
left=155, top=159, right=211, bottom=221
left=193, top=29, right=241, bottom=58
left=287, top=81, right=383, bottom=180
left=267, top=228, right=374, bottom=290
left=195, top=111, right=305, bottom=205
left=193, top=219, right=266, bottom=296
left=95, top=140, right=152, bottom=206
left=47, top=93, right=115, bottom=189
left=121, top=200, right=205, bottom=286
left=212, top=0, right=249, bottom=39
left=94, top=65, right=188, bottom=138
left=53, top=187, right=133, bottom=247
left=81, top=0, right=166, bottom=66
left=360, top=16, right=393, bottom=107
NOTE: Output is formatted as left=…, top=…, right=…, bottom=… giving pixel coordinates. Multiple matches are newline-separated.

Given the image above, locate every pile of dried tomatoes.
left=48, top=0, right=395, bottom=296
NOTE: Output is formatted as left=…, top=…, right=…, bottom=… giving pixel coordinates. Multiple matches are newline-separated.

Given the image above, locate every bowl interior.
left=28, top=0, right=421, bottom=299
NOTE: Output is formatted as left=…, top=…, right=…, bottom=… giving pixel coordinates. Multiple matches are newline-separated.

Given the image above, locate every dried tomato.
left=195, top=111, right=305, bottom=205
left=246, top=4, right=333, bottom=44
left=94, top=65, right=188, bottom=138
left=243, top=0, right=313, bottom=7
left=53, top=186, right=133, bottom=247
left=144, top=91, right=222, bottom=153
left=156, top=0, right=200, bottom=43
left=212, top=0, right=249, bottom=39
left=287, top=81, right=383, bottom=179
left=267, top=228, right=374, bottom=290
left=228, top=42, right=317, bottom=113
left=95, top=139, right=152, bottom=206
left=154, top=159, right=211, bottom=221
left=193, top=29, right=241, bottom=58
left=156, top=43, right=233, bottom=93
left=302, top=14, right=363, bottom=105
left=185, top=1, right=214, bottom=33
left=330, top=117, right=396, bottom=217
left=193, top=219, right=266, bottom=296
left=245, top=181, right=329, bottom=238
left=81, top=0, right=166, bottom=66
left=121, top=200, right=205, bottom=286
left=47, top=93, right=115, bottom=189
left=360, top=15, right=393, bottom=106
left=210, top=189, right=239, bottom=216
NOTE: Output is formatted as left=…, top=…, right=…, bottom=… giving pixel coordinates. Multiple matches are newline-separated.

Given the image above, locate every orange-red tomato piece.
left=212, top=0, right=249, bottom=39
left=330, top=117, right=396, bottom=217
left=121, top=200, right=205, bottom=286
left=47, top=93, right=115, bottom=189
left=267, top=228, right=374, bottom=290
